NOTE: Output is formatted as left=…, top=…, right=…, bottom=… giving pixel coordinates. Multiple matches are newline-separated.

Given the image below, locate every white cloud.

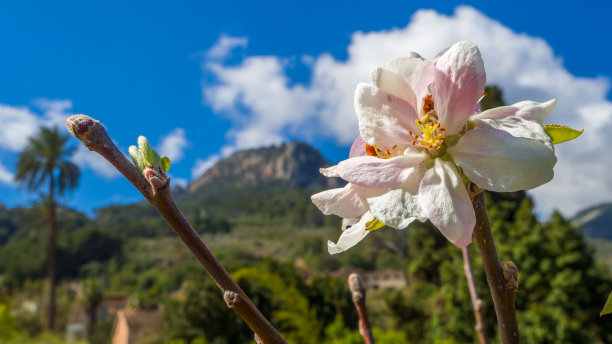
left=158, top=128, right=189, bottom=162
left=171, top=176, right=188, bottom=189
left=191, top=155, right=220, bottom=180
left=206, top=34, right=248, bottom=60
left=0, top=159, right=14, bottom=184
left=0, top=99, right=122, bottom=181
left=72, top=146, right=119, bottom=178
left=204, top=56, right=324, bottom=149
left=0, top=99, right=76, bottom=185
left=33, top=98, right=73, bottom=129
left=202, top=6, right=612, bottom=216
left=0, top=98, right=73, bottom=152
left=0, top=104, right=40, bottom=151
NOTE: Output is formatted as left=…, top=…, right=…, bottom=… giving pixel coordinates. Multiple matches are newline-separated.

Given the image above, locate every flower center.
left=408, top=94, right=446, bottom=150
left=364, top=94, right=448, bottom=158
left=409, top=119, right=446, bottom=150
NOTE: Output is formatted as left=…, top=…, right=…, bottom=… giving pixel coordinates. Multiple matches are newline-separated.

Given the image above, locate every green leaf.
left=601, top=291, right=612, bottom=316
left=128, top=145, right=145, bottom=171
left=365, top=218, right=386, bottom=231
left=543, top=125, right=583, bottom=144
left=138, top=136, right=160, bottom=166
left=160, top=156, right=171, bottom=172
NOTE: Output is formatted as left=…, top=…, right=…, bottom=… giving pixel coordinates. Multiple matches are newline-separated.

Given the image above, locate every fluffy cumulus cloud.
left=158, top=128, right=189, bottom=162
left=206, top=34, right=248, bottom=60
left=72, top=146, right=119, bottom=178
left=0, top=99, right=118, bottom=183
left=0, top=100, right=71, bottom=152
left=202, top=6, right=612, bottom=216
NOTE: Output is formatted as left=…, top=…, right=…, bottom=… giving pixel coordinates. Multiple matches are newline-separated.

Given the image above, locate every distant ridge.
left=188, top=141, right=342, bottom=193
left=573, top=203, right=612, bottom=240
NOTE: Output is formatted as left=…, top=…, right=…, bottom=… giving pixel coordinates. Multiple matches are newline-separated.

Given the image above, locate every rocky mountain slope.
left=188, top=141, right=341, bottom=193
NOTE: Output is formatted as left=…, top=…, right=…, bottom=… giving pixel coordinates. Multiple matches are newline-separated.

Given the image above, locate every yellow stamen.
left=373, top=144, right=390, bottom=159
left=411, top=119, right=446, bottom=150
left=364, top=143, right=393, bottom=159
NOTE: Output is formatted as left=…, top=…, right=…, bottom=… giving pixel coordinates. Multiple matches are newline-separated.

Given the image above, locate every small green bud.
left=130, top=135, right=171, bottom=191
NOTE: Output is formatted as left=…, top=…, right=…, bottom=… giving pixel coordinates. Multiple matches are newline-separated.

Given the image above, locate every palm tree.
left=76, top=279, right=103, bottom=338
left=15, top=126, right=80, bottom=330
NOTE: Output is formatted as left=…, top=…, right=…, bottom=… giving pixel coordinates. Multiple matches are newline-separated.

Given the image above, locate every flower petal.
left=473, top=113, right=554, bottom=149
left=371, top=67, right=416, bottom=109
left=336, top=154, right=427, bottom=189
left=341, top=217, right=360, bottom=231
left=349, top=136, right=368, bottom=158
left=371, top=54, right=434, bottom=110
left=319, top=165, right=338, bottom=177
left=367, top=189, right=426, bottom=229
left=328, top=212, right=374, bottom=254
left=355, top=83, right=420, bottom=148
left=449, top=126, right=557, bottom=192
left=418, top=159, right=475, bottom=247
left=311, top=183, right=386, bottom=219
left=432, top=41, right=486, bottom=134
left=472, top=99, right=557, bottom=125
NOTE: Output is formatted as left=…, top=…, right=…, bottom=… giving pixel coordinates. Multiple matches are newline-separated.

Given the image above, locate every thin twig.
left=471, top=192, right=520, bottom=344
left=66, top=115, right=287, bottom=344
left=348, top=273, right=375, bottom=344
left=462, top=245, right=489, bottom=344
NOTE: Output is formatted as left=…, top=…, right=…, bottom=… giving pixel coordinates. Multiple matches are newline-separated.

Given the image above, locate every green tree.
left=164, top=276, right=251, bottom=344
left=378, top=190, right=611, bottom=343
left=15, top=127, right=79, bottom=330
left=76, top=279, right=103, bottom=338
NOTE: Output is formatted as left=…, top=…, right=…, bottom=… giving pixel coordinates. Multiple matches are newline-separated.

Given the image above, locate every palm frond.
left=15, top=127, right=80, bottom=197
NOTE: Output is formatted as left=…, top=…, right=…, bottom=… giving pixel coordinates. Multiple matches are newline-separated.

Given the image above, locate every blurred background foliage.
left=0, top=86, right=610, bottom=343
left=0, top=185, right=610, bottom=343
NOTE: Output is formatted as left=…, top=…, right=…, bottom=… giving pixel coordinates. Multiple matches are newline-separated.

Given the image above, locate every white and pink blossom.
left=312, top=41, right=557, bottom=254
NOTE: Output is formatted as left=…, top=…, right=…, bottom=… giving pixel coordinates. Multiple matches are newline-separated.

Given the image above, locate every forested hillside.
left=0, top=140, right=611, bottom=343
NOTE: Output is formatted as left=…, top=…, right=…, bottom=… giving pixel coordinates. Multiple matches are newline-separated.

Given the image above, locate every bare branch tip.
left=66, top=114, right=98, bottom=140
left=348, top=273, right=365, bottom=293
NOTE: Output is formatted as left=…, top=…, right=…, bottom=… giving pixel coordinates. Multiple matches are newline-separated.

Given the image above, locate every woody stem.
left=471, top=192, right=520, bottom=344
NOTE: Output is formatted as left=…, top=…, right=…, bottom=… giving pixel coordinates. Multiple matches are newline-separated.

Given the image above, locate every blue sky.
left=0, top=1, right=611, bottom=216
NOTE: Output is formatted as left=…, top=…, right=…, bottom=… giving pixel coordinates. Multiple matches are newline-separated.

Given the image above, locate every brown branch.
left=462, top=246, right=489, bottom=344
left=348, top=273, right=375, bottom=344
left=66, top=115, right=286, bottom=344
left=471, top=192, right=520, bottom=344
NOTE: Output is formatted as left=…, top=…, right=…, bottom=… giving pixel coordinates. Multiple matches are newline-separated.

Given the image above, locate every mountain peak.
left=188, top=141, right=342, bottom=192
